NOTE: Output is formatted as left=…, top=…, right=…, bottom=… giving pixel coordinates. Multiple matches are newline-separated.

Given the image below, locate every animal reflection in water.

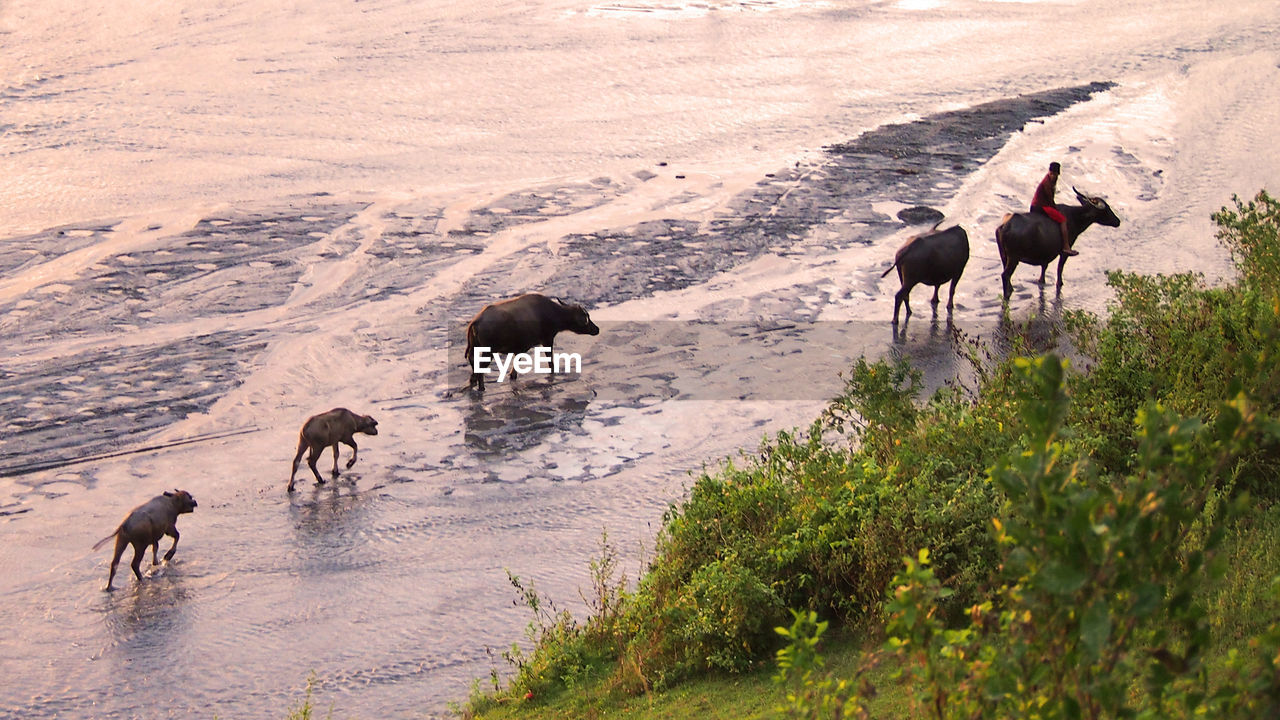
left=464, top=392, right=592, bottom=458
left=994, top=288, right=1068, bottom=359
left=290, top=482, right=371, bottom=537
left=995, top=187, right=1121, bottom=300
left=103, top=574, right=194, bottom=655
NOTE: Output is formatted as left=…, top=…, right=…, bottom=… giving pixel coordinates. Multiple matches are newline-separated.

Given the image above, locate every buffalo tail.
left=463, top=322, right=477, bottom=366
left=92, top=530, right=118, bottom=552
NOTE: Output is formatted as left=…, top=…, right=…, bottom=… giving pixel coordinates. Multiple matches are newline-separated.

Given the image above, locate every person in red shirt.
left=1031, top=161, right=1078, bottom=257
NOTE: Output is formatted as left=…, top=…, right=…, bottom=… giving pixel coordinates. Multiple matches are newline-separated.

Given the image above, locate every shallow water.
left=2, top=0, right=1280, bottom=717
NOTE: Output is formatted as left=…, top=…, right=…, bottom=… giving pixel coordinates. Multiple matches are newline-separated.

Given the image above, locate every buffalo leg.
left=344, top=439, right=359, bottom=469
left=289, top=441, right=307, bottom=491
left=1056, top=255, right=1069, bottom=288
left=106, top=535, right=127, bottom=591
left=151, top=540, right=160, bottom=565
left=947, top=278, right=959, bottom=310
left=1001, top=260, right=1019, bottom=301
left=930, top=285, right=941, bottom=305
left=164, top=528, right=180, bottom=562
left=1038, top=265, right=1049, bottom=284
left=130, top=541, right=147, bottom=581
left=307, top=446, right=325, bottom=484
left=465, top=346, right=479, bottom=391
left=892, top=286, right=912, bottom=325
left=330, top=443, right=341, bottom=476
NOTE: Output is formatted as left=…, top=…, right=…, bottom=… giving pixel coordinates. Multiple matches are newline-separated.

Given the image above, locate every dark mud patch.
left=538, top=82, right=1115, bottom=307
left=898, top=206, right=947, bottom=225
left=0, top=331, right=266, bottom=483
left=0, top=203, right=368, bottom=340
left=0, top=221, right=119, bottom=277
left=354, top=204, right=491, bottom=308
left=437, top=177, right=631, bottom=242
left=354, top=179, right=636, bottom=327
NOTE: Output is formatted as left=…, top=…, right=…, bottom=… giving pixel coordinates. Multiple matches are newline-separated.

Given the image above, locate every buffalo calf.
left=93, top=489, right=198, bottom=591
left=288, top=408, right=379, bottom=492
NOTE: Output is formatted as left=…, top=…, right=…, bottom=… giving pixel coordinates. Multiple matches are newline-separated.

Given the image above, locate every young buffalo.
left=288, top=408, right=379, bottom=492
left=93, top=489, right=198, bottom=591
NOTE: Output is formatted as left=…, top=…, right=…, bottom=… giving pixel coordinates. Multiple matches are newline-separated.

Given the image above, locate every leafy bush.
left=776, top=355, right=1280, bottom=718
left=1069, top=190, right=1280, bottom=497
left=880, top=355, right=1279, bottom=718
left=480, top=534, right=632, bottom=707
left=609, top=352, right=1023, bottom=689
left=1218, top=190, right=1280, bottom=292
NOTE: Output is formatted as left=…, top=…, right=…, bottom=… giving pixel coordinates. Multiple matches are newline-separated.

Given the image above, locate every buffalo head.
left=163, top=489, right=198, bottom=513
left=554, top=298, right=600, bottom=336
left=1073, top=186, right=1121, bottom=228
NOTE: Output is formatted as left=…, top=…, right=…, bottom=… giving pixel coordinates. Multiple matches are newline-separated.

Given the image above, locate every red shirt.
left=1032, top=171, right=1058, bottom=210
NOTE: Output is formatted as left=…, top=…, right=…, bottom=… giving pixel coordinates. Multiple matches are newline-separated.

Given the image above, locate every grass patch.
left=459, top=630, right=910, bottom=720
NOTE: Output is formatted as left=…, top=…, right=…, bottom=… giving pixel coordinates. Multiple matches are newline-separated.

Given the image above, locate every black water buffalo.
left=464, top=293, right=600, bottom=391
left=93, top=489, right=198, bottom=591
left=881, top=224, right=970, bottom=325
left=288, top=408, right=379, bottom=492
left=995, top=187, right=1121, bottom=300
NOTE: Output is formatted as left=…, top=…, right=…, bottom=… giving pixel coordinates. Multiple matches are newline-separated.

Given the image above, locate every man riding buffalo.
left=1031, top=161, right=1078, bottom=258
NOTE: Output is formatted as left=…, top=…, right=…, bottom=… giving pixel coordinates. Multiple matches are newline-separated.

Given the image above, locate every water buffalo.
left=93, top=489, right=198, bottom=591
left=881, top=224, right=970, bottom=325
left=464, top=293, right=600, bottom=391
left=995, top=187, right=1121, bottom=301
left=288, top=408, right=379, bottom=492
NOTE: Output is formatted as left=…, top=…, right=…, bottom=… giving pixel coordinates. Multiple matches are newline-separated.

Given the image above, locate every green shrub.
left=285, top=673, right=332, bottom=720
left=1217, top=190, right=1280, bottom=293
left=1069, top=190, right=1280, bottom=498
left=775, top=355, right=1280, bottom=719
left=611, top=353, right=1019, bottom=688
left=874, top=355, right=1280, bottom=719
